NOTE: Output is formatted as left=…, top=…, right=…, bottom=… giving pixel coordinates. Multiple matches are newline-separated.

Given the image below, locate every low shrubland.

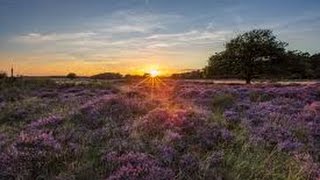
left=0, top=78, right=320, bottom=179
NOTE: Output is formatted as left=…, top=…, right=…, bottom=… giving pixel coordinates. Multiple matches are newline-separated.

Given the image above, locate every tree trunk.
left=245, top=73, right=251, bottom=84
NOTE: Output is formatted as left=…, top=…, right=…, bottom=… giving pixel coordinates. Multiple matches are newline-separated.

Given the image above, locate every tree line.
left=173, top=29, right=320, bottom=84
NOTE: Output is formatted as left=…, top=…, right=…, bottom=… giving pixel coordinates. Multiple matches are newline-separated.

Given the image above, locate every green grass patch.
left=249, top=91, right=274, bottom=102
left=207, top=111, right=308, bottom=180
left=211, top=93, right=235, bottom=113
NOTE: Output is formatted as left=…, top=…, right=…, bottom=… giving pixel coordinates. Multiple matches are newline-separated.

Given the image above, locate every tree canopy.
left=66, top=73, right=77, bottom=79
left=205, top=29, right=320, bottom=83
left=91, top=72, right=123, bottom=79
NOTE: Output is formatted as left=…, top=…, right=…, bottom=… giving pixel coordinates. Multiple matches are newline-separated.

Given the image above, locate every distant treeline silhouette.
left=171, top=70, right=203, bottom=79
left=91, top=72, right=123, bottom=79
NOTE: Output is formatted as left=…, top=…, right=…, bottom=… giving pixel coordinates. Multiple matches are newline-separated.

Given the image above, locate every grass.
left=211, top=93, right=235, bottom=113
left=249, top=91, right=274, bottom=102
left=210, top=111, right=308, bottom=180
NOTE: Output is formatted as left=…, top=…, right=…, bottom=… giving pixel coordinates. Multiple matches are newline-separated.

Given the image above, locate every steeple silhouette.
left=11, top=64, right=13, bottom=78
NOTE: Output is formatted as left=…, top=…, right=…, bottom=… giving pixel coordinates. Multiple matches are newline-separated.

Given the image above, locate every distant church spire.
left=11, top=64, right=13, bottom=78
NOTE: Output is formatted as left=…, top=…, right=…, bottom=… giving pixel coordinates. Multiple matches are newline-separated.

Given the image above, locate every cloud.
left=146, top=30, right=231, bottom=46
left=9, top=9, right=234, bottom=67
left=14, top=32, right=96, bottom=43
left=89, top=10, right=180, bottom=34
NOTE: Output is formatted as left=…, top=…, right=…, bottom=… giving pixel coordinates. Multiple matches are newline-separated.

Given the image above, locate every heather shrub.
left=81, top=82, right=119, bottom=92
left=100, top=97, right=151, bottom=120
left=223, top=110, right=240, bottom=125
left=1, top=130, right=63, bottom=179
left=133, top=108, right=208, bottom=141
left=102, top=152, right=175, bottom=180
left=133, top=108, right=172, bottom=139
left=124, top=90, right=146, bottom=99
left=71, top=96, right=154, bottom=130
left=0, top=98, right=49, bottom=126
left=28, top=115, right=63, bottom=129
left=177, top=153, right=200, bottom=178
left=0, top=80, right=320, bottom=179
left=194, top=124, right=233, bottom=151
left=249, top=91, right=274, bottom=102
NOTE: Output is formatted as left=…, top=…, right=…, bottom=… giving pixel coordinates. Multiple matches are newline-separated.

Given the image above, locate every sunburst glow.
left=150, top=69, right=159, bottom=77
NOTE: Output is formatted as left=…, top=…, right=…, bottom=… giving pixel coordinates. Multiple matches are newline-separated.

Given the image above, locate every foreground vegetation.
left=0, top=78, right=320, bottom=179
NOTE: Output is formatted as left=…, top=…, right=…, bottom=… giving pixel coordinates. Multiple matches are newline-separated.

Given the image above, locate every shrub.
left=249, top=91, right=274, bottom=102
left=102, top=152, right=174, bottom=180
left=1, top=131, right=62, bottom=179
left=211, top=93, right=235, bottom=112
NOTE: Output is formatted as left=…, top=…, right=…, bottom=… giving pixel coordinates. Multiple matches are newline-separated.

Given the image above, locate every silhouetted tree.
left=143, top=73, right=151, bottom=78
left=66, top=73, right=77, bottom=79
left=171, top=70, right=204, bottom=79
left=206, top=29, right=287, bottom=83
left=310, top=53, right=320, bottom=79
left=282, top=51, right=312, bottom=79
left=204, top=52, right=239, bottom=79
left=91, top=72, right=123, bottom=79
left=0, top=71, right=7, bottom=79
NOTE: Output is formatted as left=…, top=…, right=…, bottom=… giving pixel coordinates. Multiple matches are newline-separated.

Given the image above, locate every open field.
left=1, top=78, right=320, bottom=179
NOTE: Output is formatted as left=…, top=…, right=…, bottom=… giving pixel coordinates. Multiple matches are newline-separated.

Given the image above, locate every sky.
left=0, top=0, right=320, bottom=76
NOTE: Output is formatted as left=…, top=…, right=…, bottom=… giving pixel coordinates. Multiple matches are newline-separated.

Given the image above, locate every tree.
left=143, top=73, right=151, bottom=78
left=204, top=51, right=239, bottom=79
left=207, top=29, right=287, bottom=83
left=66, top=72, right=77, bottom=79
left=91, top=72, right=122, bottom=79
left=282, top=50, right=312, bottom=79
left=171, top=70, right=204, bottom=79
left=310, top=53, right=320, bottom=79
left=0, top=71, right=7, bottom=79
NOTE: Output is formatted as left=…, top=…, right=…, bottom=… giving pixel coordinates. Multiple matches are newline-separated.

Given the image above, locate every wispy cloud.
left=89, top=10, right=180, bottom=34
left=10, top=9, right=232, bottom=64
left=146, top=30, right=230, bottom=43
left=14, top=32, right=96, bottom=43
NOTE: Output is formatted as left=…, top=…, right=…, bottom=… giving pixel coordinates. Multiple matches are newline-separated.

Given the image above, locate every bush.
left=102, top=152, right=174, bottom=179
left=249, top=91, right=274, bottom=102
left=211, top=93, right=235, bottom=112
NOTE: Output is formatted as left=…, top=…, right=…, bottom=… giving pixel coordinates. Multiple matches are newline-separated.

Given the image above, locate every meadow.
left=0, top=78, right=320, bottom=179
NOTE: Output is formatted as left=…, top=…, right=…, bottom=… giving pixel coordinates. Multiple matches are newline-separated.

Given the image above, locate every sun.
left=149, top=69, right=159, bottom=77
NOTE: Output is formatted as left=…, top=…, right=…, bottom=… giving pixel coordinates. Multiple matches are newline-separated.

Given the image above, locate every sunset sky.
left=0, top=0, right=320, bottom=76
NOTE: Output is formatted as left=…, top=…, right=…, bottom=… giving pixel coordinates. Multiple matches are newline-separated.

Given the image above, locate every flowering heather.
left=28, top=115, right=63, bottom=129
left=0, top=130, right=62, bottom=178
left=103, top=152, right=175, bottom=180
left=1, top=79, right=320, bottom=179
